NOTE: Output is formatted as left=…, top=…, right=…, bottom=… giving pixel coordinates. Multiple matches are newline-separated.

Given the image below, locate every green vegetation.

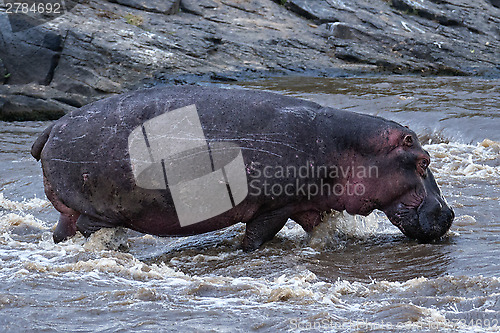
left=124, top=13, right=144, bottom=27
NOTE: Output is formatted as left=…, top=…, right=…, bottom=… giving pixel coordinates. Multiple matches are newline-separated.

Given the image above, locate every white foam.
left=0, top=212, right=48, bottom=232
left=306, top=210, right=396, bottom=249
left=0, top=193, right=51, bottom=211
left=0, top=215, right=498, bottom=333
left=425, top=140, right=500, bottom=180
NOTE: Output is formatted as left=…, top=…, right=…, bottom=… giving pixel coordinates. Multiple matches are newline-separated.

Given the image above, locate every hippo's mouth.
left=382, top=189, right=431, bottom=241
left=383, top=189, right=424, bottom=231
left=383, top=194, right=454, bottom=242
left=383, top=202, right=421, bottom=239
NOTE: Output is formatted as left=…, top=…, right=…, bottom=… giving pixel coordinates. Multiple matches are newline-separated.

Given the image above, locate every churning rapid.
left=1, top=76, right=499, bottom=332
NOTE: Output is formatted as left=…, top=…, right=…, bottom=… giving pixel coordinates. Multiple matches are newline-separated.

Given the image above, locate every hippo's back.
left=38, top=86, right=325, bottom=230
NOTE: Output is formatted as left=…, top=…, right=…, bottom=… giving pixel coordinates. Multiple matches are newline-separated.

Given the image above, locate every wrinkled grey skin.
left=32, top=86, right=454, bottom=251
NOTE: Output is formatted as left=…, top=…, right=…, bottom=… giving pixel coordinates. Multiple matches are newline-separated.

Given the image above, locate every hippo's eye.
left=403, top=135, right=413, bottom=147
left=417, top=157, right=430, bottom=177
left=420, top=159, right=429, bottom=170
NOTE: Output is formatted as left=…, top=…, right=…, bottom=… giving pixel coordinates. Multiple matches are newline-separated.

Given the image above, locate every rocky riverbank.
left=1, top=0, right=499, bottom=120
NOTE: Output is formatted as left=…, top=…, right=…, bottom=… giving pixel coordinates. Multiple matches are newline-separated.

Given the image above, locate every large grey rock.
left=0, top=84, right=79, bottom=121
left=294, top=0, right=500, bottom=75
left=326, top=22, right=365, bottom=40
left=489, top=0, right=500, bottom=8
left=0, top=17, right=63, bottom=85
left=107, top=0, right=180, bottom=14
left=0, top=0, right=499, bottom=120
left=180, top=0, right=219, bottom=15
left=277, top=0, right=340, bottom=23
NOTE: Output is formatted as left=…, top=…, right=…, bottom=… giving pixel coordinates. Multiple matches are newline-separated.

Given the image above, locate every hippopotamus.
left=31, top=86, right=454, bottom=251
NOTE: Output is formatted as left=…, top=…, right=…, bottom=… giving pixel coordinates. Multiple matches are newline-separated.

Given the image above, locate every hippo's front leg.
left=76, top=214, right=105, bottom=238
left=242, top=206, right=291, bottom=251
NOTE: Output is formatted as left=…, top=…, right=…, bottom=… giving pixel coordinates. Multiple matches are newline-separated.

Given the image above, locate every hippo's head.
left=379, top=130, right=454, bottom=242
left=344, top=126, right=454, bottom=242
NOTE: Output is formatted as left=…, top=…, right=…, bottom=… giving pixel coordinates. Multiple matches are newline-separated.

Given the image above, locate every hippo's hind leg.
left=43, top=174, right=81, bottom=243
left=291, top=211, right=323, bottom=232
left=242, top=207, right=291, bottom=252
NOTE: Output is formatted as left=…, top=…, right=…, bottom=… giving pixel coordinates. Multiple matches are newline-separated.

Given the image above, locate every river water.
left=0, top=76, right=499, bottom=332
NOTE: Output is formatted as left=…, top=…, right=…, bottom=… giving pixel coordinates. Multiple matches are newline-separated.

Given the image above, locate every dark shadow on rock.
left=0, top=21, right=64, bottom=85
left=488, top=0, right=500, bottom=8
left=0, top=84, right=80, bottom=121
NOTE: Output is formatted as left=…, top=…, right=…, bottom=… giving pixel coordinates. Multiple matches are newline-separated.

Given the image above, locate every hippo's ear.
left=403, top=134, right=414, bottom=147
